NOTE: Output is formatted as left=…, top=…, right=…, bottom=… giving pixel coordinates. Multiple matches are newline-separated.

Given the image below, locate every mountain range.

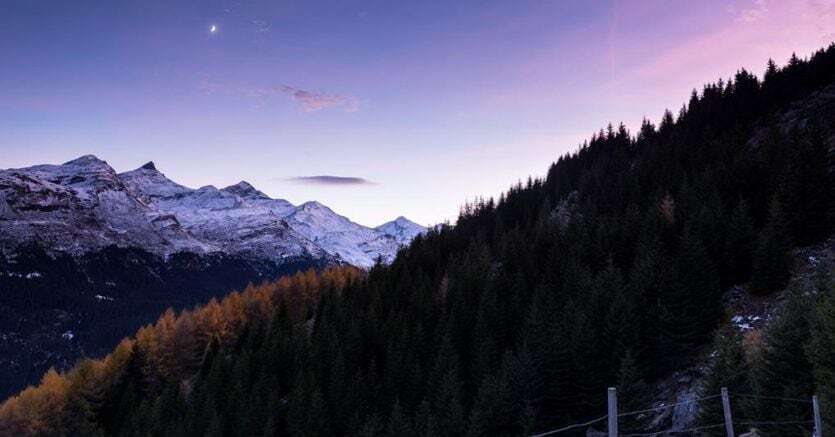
left=0, top=155, right=425, bottom=267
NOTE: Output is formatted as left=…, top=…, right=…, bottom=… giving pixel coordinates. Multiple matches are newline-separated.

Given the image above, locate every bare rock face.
left=0, top=155, right=210, bottom=256
left=748, top=84, right=835, bottom=149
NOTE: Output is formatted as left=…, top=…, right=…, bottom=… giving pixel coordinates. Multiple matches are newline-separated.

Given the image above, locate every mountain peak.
left=62, top=154, right=108, bottom=167
left=229, top=181, right=255, bottom=190
left=140, top=161, right=157, bottom=171
left=375, top=216, right=426, bottom=244
left=221, top=181, right=269, bottom=199
left=381, top=216, right=421, bottom=228
left=298, top=200, right=331, bottom=212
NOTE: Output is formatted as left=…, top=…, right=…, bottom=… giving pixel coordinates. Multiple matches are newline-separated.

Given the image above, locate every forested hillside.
left=0, top=244, right=325, bottom=401
left=2, top=45, right=835, bottom=436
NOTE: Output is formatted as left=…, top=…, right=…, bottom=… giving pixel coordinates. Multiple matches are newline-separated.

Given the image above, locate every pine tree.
left=808, top=277, right=835, bottom=434
left=470, top=280, right=501, bottom=391
left=149, top=383, right=184, bottom=436
left=359, top=414, right=384, bottom=437
left=659, top=227, right=720, bottom=359
left=427, top=333, right=465, bottom=437
left=413, top=400, right=433, bottom=437
left=751, top=198, right=793, bottom=294
left=386, top=400, right=415, bottom=437
left=750, top=289, right=815, bottom=432
left=521, top=283, right=573, bottom=423
left=697, top=329, right=750, bottom=437
left=205, top=412, right=225, bottom=437
left=724, top=200, right=756, bottom=285
left=778, top=126, right=834, bottom=245
left=467, top=360, right=516, bottom=437
left=308, top=388, right=331, bottom=437
left=287, top=373, right=310, bottom=437
left=62, top=360, right=105, bottom=436
left=503, top=347, right=541, bottom=435
left=616, top=350, right=650, bottom=433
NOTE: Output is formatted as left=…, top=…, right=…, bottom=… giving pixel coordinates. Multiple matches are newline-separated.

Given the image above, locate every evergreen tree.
left=697, top=329, right=750, bottom=437
left=778, top=126, right=834, bottom=245
left=427, top=333, right=465, bottom=437
left=723, top=200, right=756, bottom=285
left=63, top=360, right=105, bottom=436
left=466, top=360, right=516, bottom=437
left=750, top=289, right=815, bottom=433
left=386, top=400, right=415, bottom=437
left=658, top=227, right=720, bottom=360
left=616, top=350, right=651, bottom=433
left=808, top=276, right=835, bottom=434
left=751, top=198, right=793, bottom=294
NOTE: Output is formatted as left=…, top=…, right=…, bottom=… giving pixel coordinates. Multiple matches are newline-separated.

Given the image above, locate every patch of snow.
left=61, top=331, right=74, bottom=340
left=731, top=314, right=758, bottom=331
left=5, top=272, right=42, bottom=279
left=94, top=294, right=114, bottom=301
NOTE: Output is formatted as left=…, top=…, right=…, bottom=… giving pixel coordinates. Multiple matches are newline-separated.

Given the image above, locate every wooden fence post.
left=608, top=387, right=618, bottom=437
left=814, top=395, right=823, bottom=437
left=721, top=387, right=735, bottom=437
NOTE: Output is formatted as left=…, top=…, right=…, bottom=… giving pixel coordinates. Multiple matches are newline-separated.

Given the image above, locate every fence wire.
left=620, top=422, right=725, bottom=436
left=529, top=414, right=608, bottom=437
left=529, top=388, right=819, bottom=436
left=617, top=394, right=722, bottom=418
left=731, top=393, right=813, bottom=404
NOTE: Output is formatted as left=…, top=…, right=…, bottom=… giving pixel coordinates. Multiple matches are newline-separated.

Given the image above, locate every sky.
left=2, top=0, right=834, bottom=227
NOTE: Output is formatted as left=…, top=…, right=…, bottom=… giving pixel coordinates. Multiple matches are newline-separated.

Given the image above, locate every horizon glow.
left=2, top=0, right=833, bottom=227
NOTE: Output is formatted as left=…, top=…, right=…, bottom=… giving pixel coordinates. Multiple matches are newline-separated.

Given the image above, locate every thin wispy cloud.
left=279, top=86, right=360, bottom=112
left=286, top=175, right=376, bottom=186
left=251, top=19, right=270, bottom=33
left=735, top=0, right=769, bottom=23
left=197, top=80, right=359, bottom=112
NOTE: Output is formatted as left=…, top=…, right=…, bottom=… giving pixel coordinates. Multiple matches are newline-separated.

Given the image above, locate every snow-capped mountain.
left=0, top=155, right=211, bottom=255
left=0, top=156, right=425, bottom=267
left=376, top=216, right=427, bottom=246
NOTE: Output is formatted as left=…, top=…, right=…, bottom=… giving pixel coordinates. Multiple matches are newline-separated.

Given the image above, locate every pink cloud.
left=277, top=85, right=359, bottom=112
left=197, top=80, right=359, bottom=112
left=735, top=0, right=769, bottom=23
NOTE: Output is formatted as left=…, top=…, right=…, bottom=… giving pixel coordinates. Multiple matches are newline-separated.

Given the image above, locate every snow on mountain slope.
left=119, top=166, right=320, bottom=261
left=376, top=216, right=426, bottom=246
left=119, top=161, right=191, bottom=200
left=284, top=201, right=408, bottom=266
left=0, top=156, right=210, bottom=255
left=120, top=163, right=426, bottom=267
left=0, top=155, right=425, bottom=267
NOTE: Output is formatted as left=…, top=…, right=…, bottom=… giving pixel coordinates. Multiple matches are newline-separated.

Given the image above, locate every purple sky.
left=2, top=0, right=834, bottom=226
